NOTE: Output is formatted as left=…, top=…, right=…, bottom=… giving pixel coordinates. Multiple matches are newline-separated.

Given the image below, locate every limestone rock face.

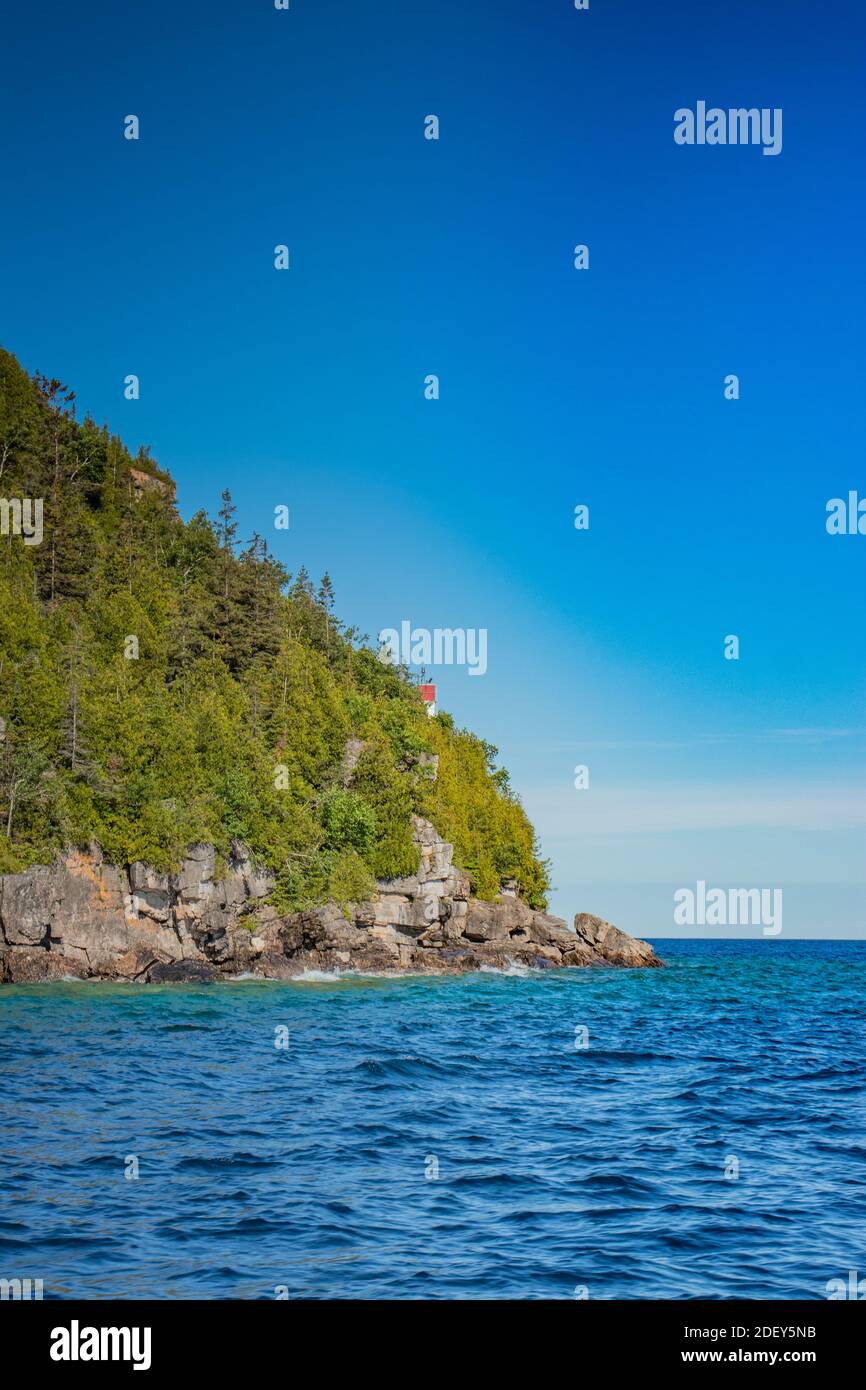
left=339, top=737, right=366, bottom=786
left=375, top=816, right=470, bottom=925
left=129, top=467, right=175, bottom=501
left=0, top=841, right=275, bottom=983
left=0, top=868, right=59, bottom=945
left=174, top=844, right=216, bottom=901
left=0, top=821, right=661, bottom=982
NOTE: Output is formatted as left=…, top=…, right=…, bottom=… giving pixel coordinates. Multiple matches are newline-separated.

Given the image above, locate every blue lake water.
left=1, top=939, right=864, bottom=1300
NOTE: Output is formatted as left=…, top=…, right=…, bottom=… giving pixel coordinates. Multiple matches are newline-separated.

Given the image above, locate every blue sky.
left=1, top=0, right=864, bottom=934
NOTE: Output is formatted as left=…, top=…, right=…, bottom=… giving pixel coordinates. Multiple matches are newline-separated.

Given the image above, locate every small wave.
left=176, top=1153, right=279, bottom=1172
left=353, top=1054, right=457, bottom=1079
left=586, top=1050, right=676, bottom=1063
left=788, top=1064, right=865, bottom=1082
left=580, top=1173, right=659, bottom=1195
left=158, top=1022, right=218, bottom=1032
left=449, top=1170, right=528, bottom=1189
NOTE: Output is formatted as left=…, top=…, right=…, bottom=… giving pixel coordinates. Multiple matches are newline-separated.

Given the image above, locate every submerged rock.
left=0, top=820, right=661, bottom=982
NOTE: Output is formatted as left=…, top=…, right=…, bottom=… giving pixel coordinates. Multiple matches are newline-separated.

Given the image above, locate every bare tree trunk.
left=69, top=682, right=78, bottom=769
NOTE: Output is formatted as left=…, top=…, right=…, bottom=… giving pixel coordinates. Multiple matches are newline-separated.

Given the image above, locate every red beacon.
left=419, top=683, right=437, bottom=717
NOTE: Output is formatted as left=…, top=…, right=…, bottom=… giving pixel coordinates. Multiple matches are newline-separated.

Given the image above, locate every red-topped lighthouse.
left=419, top=683, right=437, bottom=717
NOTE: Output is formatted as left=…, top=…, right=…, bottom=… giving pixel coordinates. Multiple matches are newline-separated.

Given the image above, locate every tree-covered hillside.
left=0, top=349, right=549, bottom=909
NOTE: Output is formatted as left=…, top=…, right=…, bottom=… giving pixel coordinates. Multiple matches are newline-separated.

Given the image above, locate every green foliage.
left=0, top=347, right=550, bottom=909
left=351, top=736, right=418, bottom=879
left=320, top=788, right=376, bottom=855
left=326, top=847, right=377, bottom=915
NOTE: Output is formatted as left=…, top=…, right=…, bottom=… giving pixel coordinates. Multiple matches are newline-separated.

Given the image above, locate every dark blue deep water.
left=2, top=940, right=864, bottom=1300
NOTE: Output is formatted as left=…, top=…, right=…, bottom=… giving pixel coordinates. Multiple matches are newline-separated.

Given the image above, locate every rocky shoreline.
left=0, top=818, right=660, bottom=983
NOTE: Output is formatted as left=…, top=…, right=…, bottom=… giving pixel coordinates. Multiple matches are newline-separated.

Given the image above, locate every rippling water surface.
left=2, top=940, right=864, bottom=1299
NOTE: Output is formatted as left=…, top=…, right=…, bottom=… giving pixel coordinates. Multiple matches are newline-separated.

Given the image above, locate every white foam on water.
left=477, top=957, right=545, bottom=977
left=287, top=968, right=446, bottom=983
left=289, top=969, right=346, bottom=982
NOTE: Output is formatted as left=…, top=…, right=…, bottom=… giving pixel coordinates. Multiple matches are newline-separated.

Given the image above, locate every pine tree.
left=217, top=489, right=238, bottom=611
left=318, top=572, right=336, bottom=650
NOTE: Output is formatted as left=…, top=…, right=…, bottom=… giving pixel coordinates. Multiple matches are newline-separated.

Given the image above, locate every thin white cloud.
left=526, top=782, right=866, bottom=836
left=766, top=728, right=863, bottom=743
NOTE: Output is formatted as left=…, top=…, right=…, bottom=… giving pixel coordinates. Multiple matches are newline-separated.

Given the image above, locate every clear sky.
left=1, top=0, right=864, bottom=935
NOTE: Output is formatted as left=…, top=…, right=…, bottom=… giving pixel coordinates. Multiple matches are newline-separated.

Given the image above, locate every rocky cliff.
left=0, top=818, right=660, bottom=982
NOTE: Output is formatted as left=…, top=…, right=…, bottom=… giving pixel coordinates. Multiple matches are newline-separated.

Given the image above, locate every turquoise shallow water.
left=1, top=939, right=864, bottom=1299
